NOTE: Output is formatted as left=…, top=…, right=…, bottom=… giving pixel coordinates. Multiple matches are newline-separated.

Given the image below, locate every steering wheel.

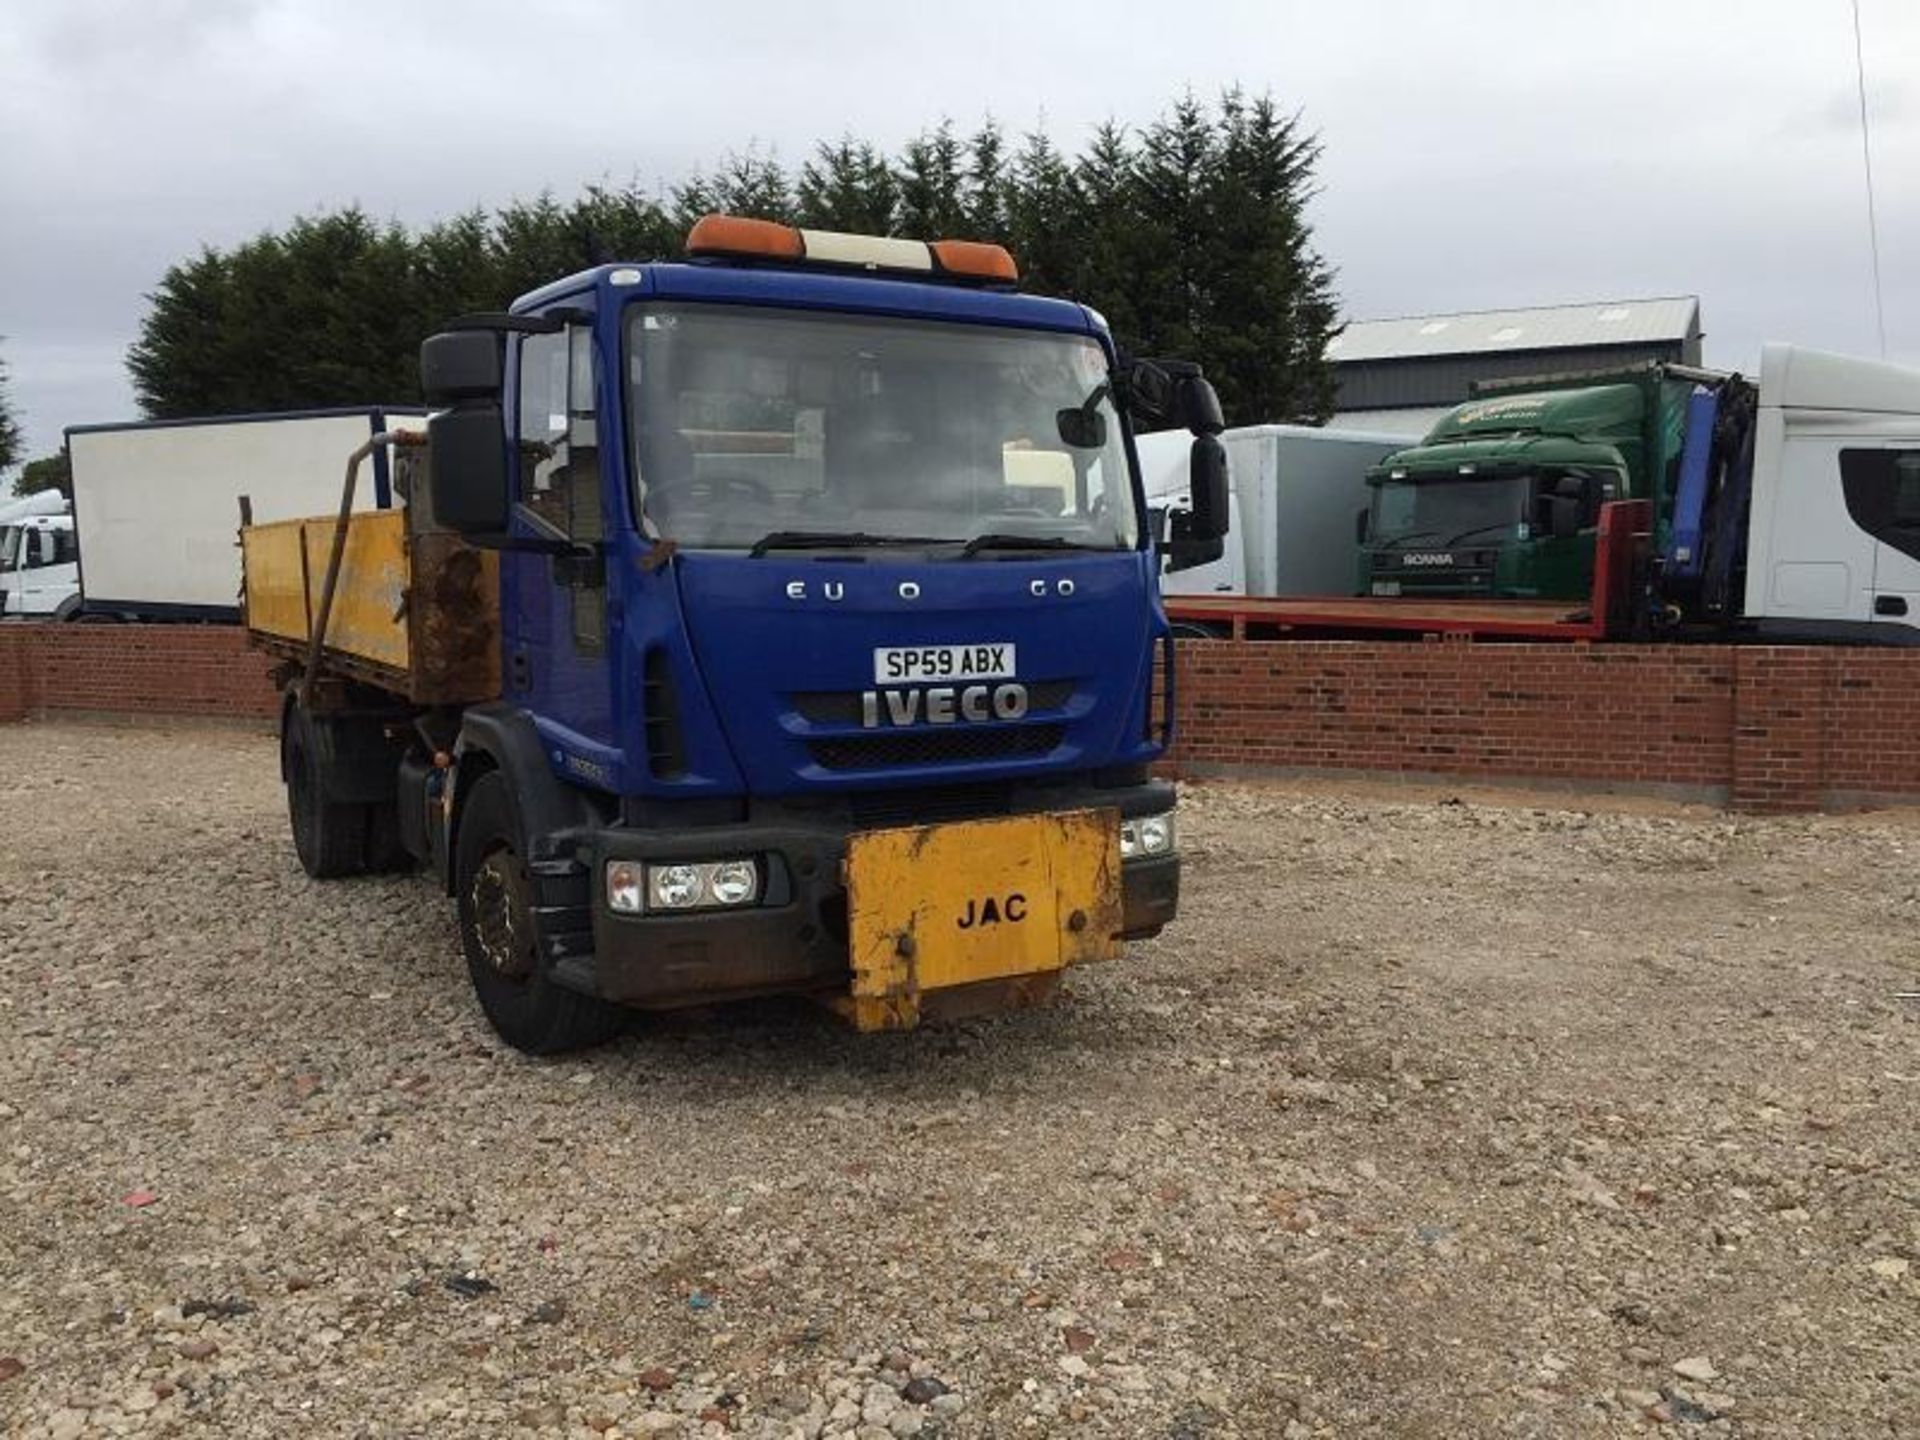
left=647, top=472, right=775, bottom=509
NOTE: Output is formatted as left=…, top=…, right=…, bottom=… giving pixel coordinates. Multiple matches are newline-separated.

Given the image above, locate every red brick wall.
left=0, top=626, right=28, bottom=723
left=0, top=624, right=278, bottom=724
left=5, top=625, right=1920, bottom=813
left=1169, top=638, right=1920, bottom=813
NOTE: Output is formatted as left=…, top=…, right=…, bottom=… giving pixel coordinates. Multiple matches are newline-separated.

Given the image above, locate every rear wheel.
left=284, top=701, right=369, bottom=879
left=454, top=772, right=626, bottom=1054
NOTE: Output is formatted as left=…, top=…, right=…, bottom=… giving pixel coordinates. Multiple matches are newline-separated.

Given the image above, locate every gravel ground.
left=1, top=722, right=1915, bottom=1439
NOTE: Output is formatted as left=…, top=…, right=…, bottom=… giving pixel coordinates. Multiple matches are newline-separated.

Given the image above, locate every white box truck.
left=65, top=407, right=426, bottom=620
left=1137, top=423, right=1406, bottom=597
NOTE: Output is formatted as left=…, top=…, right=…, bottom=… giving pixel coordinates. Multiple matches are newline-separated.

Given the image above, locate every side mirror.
left=1548, top=493, right=1580, bottom=539
left=1355, top=506, right=1370, bottom=544
left=1186, top=434, right=1229, bottom=541
left=1162, top=435, right=1229, bottom=573
left=421, top=330, right=502, bottom=407
left=1055, top=406, right=1108, bottom=450
left=1174, top=375, right=1225, bottom=436
left=427, top=407, right=511, bottom=535
left=422, top=329, right=510, bottom=536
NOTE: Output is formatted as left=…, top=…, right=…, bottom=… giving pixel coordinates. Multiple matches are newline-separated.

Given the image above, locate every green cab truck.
left=1358, top=364, right=1702, bottom=601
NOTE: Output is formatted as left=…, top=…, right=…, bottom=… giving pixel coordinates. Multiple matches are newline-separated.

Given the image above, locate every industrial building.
left=1328, top=296, right=1702, bottom=436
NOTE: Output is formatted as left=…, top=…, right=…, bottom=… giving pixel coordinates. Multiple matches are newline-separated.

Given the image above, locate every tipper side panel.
left=301, top=509, right=410, bottom=672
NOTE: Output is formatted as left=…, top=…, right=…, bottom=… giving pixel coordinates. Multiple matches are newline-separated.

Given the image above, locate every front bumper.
left=566, top=778, right=1179, bottom=1010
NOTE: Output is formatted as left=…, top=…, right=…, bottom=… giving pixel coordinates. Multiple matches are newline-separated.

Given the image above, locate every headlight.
left=1120, top=813, right=1175, bottom=859
left=649, top=863, right=705, bottom=910
left=707, top=860, right=759, bottom=907
left=611, top=858, right=764, bottom=914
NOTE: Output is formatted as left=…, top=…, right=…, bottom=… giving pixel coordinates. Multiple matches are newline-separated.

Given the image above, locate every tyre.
left=453, top=771, right=626, bottom=1054
left=283, top=701, right=369, bottom=879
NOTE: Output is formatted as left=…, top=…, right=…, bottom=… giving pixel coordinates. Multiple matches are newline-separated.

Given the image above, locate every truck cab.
left=1359, top=377, right=1681, bottom=601
left=269, top=216, right=1229, bottom=1050
left=0, top=507, right=80, bottom=620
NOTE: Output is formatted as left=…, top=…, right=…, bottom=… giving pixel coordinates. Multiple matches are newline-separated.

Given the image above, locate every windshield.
left=625, top=305, right=1137, bottom=551
left=1369, top=475, right=1528, bottom=547
left=0, top=526, right=18, bottom=571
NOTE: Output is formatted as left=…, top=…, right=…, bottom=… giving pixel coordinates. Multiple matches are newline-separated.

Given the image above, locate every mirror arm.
left=461, top=533, right=602, bottom=558
left=444, top=310, right=569, bottom=336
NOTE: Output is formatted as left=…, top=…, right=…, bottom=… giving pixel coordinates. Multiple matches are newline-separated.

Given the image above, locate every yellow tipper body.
left=242, top=510, right=499, bottom=705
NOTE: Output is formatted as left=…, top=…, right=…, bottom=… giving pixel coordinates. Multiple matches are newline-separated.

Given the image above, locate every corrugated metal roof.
left=1328, top=297, right=1698, bottom=363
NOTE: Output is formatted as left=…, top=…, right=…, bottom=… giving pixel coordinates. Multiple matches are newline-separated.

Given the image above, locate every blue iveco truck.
left=250, top=215, right=1229, bottom=1052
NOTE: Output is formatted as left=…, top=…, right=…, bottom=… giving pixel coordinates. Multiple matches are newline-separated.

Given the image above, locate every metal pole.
left=1853, top=0, right=1888, bottom=359
left=297, top=432, right=419, bottom=708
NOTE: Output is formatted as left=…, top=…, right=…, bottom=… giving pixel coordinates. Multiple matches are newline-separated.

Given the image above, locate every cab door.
left=506, top=311, right=616, bottom=763
left=1839, top=446, right=1920, bottom=634
left=18, top=527, right=72, bottom=616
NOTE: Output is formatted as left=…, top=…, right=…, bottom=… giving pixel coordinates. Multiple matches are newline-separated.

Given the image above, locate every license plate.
left=873, top=642, right=1016, bottom=684
left=845, top=810, right=1121, bottom=1003
left=1371, top=581, right=1401, bottom=597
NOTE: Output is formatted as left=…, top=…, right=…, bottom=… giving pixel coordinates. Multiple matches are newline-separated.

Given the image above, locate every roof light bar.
left=684, top=213, right=1018, bottom=283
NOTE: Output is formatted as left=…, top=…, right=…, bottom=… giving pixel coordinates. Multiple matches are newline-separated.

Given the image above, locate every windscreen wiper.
left=1443, top=522, right=1522, bottom=545
left=958, top=533, right=1113, bottom=557
left=746, top=530, right=949, bottom=558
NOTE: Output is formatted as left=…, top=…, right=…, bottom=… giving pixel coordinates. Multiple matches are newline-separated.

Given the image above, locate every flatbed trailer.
left=1169, top=499, right=1651, bottom=641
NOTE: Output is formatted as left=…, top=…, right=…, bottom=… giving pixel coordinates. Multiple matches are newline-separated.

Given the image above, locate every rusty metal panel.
left=404, top=530, right=501, bottom=703
left=843, top=809, right=1121, bottom=1029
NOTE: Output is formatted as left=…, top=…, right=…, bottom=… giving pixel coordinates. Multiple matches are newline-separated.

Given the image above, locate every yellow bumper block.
left=839, top=808, right=1122, bottom=1030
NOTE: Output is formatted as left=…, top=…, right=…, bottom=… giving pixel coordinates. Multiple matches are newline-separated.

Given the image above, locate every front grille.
left=1391, top=571, right=1495, bottom=594
left=792, top=680, right=1075, bottom=725
left=808, top=724, right=1065, bottom=771
left=849, top=782, right=1014, bottom=829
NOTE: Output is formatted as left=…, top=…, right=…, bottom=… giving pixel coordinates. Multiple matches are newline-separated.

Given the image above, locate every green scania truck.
left=1358, top=364, right=1707, bottom=602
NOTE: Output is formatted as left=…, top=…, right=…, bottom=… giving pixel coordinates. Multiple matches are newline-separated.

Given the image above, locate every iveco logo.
left=1402, top=553, right=1456, bottom=567
left=861, top=685, right=1029, bottom=728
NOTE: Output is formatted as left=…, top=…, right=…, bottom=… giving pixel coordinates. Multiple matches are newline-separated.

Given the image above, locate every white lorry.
left=65, top=407, right=425, bottom=620
left=0, top=491, right=79, bottom=620
left=1732, top=344, right=1920, bottom=643
left=1136, top=423, right=1406, bottom=596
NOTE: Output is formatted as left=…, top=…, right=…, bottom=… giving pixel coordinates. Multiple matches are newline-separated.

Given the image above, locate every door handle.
left=1875, top=595, right=1908, bottom=617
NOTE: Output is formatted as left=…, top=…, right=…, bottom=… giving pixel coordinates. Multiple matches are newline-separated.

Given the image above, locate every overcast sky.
left=1, top=0, right=1914, bottom=462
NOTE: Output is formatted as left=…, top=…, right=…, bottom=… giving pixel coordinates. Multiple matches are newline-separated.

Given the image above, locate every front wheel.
left=454, top=772, right=626, bottom=1054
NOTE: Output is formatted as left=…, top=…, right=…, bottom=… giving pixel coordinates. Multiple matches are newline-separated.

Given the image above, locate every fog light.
left=649, top=863, right=705, bottom=910
left=606, top=861, right=645, bottom=914
left=708, top=860, right=759, bottom=907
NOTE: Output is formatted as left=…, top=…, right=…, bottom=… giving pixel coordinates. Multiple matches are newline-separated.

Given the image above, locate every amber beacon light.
left=685, top=214, right=1019, bottom=284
